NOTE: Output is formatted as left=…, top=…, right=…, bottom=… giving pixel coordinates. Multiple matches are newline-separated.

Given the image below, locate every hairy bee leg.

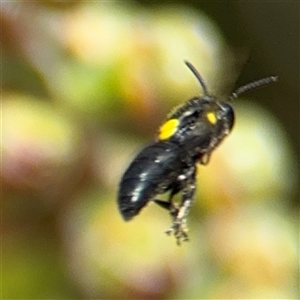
left=165, top=195, right=194, bottom=245
left=166, top=167, right=196, bottom=245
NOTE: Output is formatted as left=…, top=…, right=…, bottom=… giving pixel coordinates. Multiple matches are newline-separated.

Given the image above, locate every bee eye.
left=220, top=104, right=235, bottom=130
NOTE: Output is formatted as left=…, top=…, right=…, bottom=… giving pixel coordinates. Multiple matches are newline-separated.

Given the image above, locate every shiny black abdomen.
left=118, top=142, right=185, bottom=220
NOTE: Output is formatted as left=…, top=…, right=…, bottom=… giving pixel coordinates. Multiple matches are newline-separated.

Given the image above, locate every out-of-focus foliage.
left=2, top=1, right=298, bottom=299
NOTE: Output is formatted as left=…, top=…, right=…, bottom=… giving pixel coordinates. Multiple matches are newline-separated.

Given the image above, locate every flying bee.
left=118, top=61, right=277, bottom=245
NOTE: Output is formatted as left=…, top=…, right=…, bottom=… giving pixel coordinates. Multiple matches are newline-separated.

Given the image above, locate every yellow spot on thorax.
left=159, top=119, right=179, bottom=140
left=207, top=112, right=217, bottom=125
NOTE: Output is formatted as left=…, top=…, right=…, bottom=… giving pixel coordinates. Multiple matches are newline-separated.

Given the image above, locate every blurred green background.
left=2, top=1, right=299, bottom=299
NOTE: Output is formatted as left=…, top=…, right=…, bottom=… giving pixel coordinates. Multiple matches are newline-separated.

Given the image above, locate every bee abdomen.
left=118, top=142, right=182, bottom=220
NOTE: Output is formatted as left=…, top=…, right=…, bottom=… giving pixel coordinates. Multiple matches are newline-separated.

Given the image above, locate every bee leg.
left=154, top=186, right=180, bottom=212
left=165, top=166, right=196, bottom=245
left=153, top=199, right=171, bottom=210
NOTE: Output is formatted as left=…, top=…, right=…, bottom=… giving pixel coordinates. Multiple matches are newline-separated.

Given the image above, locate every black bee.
left=118, top=61, right=277, bottom=245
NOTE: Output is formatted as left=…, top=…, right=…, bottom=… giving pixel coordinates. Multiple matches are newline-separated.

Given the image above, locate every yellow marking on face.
left=207, top=112, right=217, bottom=125
left=159, top=119, right=179, bottom=140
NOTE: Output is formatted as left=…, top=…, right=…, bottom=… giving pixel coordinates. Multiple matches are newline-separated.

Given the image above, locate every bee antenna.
left=185, top=60, right=209, bottom=96
left=229, top=76, right=278, bottom=101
